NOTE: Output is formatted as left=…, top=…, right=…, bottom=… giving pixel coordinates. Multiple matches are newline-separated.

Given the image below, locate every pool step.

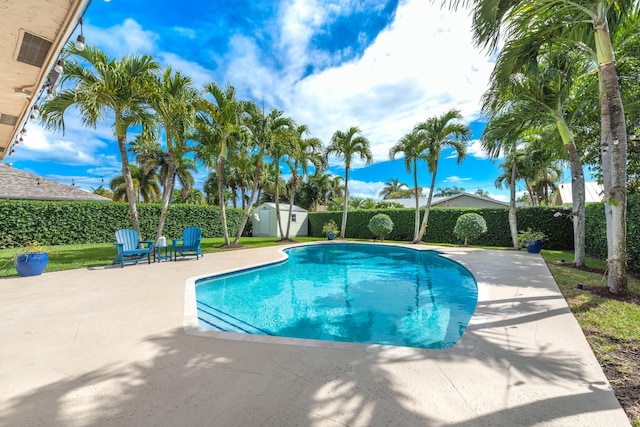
left=197, top=301, right=271, bottom=335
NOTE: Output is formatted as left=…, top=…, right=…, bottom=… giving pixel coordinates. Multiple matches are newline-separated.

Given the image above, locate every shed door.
left=259, top=209, right=271, bottom=236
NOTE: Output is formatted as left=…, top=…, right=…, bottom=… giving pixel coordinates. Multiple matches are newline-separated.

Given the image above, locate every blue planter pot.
left=526, top=240, right=543, bottom=254
left=327, top=232, right=336, bottom=240
left=14, top=252, right=49, bottom=277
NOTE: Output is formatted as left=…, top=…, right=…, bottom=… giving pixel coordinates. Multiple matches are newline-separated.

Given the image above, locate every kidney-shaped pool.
left=195, top=243, right=478, bottom=349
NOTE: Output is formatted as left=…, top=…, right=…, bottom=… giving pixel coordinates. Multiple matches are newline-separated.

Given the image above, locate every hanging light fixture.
left=46, top=88, right=54, bottom=100
left=9, top=149, right=15, bottom=157
left=54, top=59, right=64, bottom=73
left=75, top=18, right=85, bottom=51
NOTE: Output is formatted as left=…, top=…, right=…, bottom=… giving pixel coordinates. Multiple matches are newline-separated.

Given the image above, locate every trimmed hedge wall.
left=0, top=200, right=245, bottom=247
left=585, top=194, right=640, bottom=270
left=309, top=207, right=574, bottom=249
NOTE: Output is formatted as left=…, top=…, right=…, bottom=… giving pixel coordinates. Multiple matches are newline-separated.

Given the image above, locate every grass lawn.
left=0, top=237, right=324, bottom=278
left=541, top=250, right=640, bottom=426
left=1, top=239, right=637, bottom=424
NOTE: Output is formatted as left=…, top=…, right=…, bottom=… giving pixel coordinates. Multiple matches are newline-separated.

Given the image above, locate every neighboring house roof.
left=431, top=192, right=509, bottom=208
left=258, top=202, right=307, bottom=212
left=386, top=193, right=509, bottom=209
left=0, top=164, right=111, bottom=202
left=553, top=182, right=604, bottom=205
left=384, top=197, right=430, bottom=208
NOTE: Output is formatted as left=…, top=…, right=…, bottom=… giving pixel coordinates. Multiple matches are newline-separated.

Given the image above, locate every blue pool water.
left=195, top=243, right=478, bottom=349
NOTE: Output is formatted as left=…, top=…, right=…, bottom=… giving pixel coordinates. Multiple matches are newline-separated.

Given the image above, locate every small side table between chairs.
left=155, top=245, right=173, bottom=262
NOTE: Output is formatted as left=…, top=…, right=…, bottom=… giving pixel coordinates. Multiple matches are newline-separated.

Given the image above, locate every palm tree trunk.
left=596, top=22, right=628, bottom=294
left=285, top=189, right=295, bottom=240
left=274, top=158, right=285, bottom=240
left=217, top=157, right=230, bottom=245
left=412, top=160, right=420, bottom=242
left=340, top=168, right=349, bottom=239
left=116, top=134, right=141, bottom=236
left=415, top=163, right=437, bottom=243
left=284, top=173, right=298, bottom=240
left=155, top=137, right=175, bottom=244
left=557, top=119, right=586, bottom=267
left=509, top=151, right=519, bottom=250
left=234, top=152, right=264, bottom=244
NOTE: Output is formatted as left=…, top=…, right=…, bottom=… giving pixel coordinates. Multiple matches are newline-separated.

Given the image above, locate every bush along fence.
left=309, top=206, right=574, bottom=249
left=0, top=200, right=247, bottom=247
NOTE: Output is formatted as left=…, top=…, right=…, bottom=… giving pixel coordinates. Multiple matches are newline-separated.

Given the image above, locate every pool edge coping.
left=183, top=241, right=490, bottom=355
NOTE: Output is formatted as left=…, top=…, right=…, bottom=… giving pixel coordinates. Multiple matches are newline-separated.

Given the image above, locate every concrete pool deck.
left=0, top=243, right=630, bottom=426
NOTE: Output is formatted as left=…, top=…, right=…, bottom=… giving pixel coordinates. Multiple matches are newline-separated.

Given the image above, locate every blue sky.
left=7, top=0, right=570, bottom=201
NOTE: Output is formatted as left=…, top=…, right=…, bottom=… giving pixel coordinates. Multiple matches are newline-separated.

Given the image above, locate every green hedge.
left=0, top=200, right=246, bottom=247
left=585, top=194, right=640, bottom=270
left=309, top=207, right=574, bottom=249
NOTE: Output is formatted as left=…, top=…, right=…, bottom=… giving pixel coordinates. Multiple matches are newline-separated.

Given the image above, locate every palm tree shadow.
left=0, top=318, right=623, bottom=426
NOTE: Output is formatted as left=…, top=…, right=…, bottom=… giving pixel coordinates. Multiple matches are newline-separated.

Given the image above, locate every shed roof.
left=0, top=164, right=111, bottom=202
left=554, top=182, right=604, bottom=205
left=258, top=202, right=307, bottom=212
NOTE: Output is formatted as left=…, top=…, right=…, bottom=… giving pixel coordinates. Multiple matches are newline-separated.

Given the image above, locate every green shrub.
left=453, top=213, right=487, bottom=246
left=0, top=200, right=247, bottom=247
left=368, top=214, right=394, bottom=241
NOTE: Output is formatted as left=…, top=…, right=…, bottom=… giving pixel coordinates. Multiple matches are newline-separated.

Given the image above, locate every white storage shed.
left=252, top=203, right=309, bottom=237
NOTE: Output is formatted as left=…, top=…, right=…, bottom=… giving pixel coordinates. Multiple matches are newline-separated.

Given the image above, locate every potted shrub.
left=517, top=228, right=546, bottom=253
left=322, top=220, right=339, bottom=240
left=14, top=241, right=50, bottom=277
left=368, top=214, right=394, bottom=241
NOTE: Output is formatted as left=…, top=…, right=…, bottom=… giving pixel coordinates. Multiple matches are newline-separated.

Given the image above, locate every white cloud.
left=157, top=52, right=216, bottom=89
left=85, top=18, right=158, bottom=56
left=173, top=27, right=197, bottom=39
left=467, top=139, right=495, bottom=160
left=346, top=179, right=386, bottom=199
left=443, top=175, right=472, bottom=184
left=277, top=0, right=492, bottom=165
left=15, top=125, right=120, bottom=168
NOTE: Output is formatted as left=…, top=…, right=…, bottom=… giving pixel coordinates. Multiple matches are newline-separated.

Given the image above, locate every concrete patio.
left=0, top=243, right=630, bottom=426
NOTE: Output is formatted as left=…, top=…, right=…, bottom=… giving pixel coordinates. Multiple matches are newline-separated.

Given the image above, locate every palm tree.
left=40, top=45, right=159, bottom=235
left=443, top=0, right=632, bottom=293
left=235, top=103, right=294, bottom=243
left=149, top=67, right=197, bottom=243
left=109, top=164, right=160, bottom=203
left=414, top=110, right=470, bottom=243
left=389, top=130, right=427, bottom=242
left=262, top=113, right=296, bottom=240
left=325, top=126, right=373, bottom=239
left=195, top=83, right=244, bottom=246
left=484, top=46, right=591, bottom=265
left=284, top=124, right=325, bottom=239
left=378, top=178, right=408, bottom=199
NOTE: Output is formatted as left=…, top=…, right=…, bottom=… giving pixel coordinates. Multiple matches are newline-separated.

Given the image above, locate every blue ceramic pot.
left=14, top=252, right=49, bottom=277
left=526, top=240, right=543, bottom=254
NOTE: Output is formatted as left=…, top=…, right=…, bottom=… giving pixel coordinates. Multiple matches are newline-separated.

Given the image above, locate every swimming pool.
left=195, top=243, right=478, bottom=349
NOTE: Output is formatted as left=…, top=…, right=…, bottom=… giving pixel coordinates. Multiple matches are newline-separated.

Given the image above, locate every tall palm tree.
left=262, top=112, right=296, bottom=239
left=149, top=67, right=197, bottom=243
left=378, top=178, right=409, bottom=199
left=231, top=103, right=292, bottom=244
left=40, top=45, right=159, bottom=235
left=284, top=124, right=325, bottom=239
left=443, top=0, right=632, bottom=293
left=389, top=130, right=427, bottom=242
left=414, top=110, right=470, bottom=243
left=195, top=83, right=244, bottom=246
left=325, top=126, right=373, bottom=239
left=484, top=46, right=592, bottom=265
left=482, top=103, right=530, bottom=249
